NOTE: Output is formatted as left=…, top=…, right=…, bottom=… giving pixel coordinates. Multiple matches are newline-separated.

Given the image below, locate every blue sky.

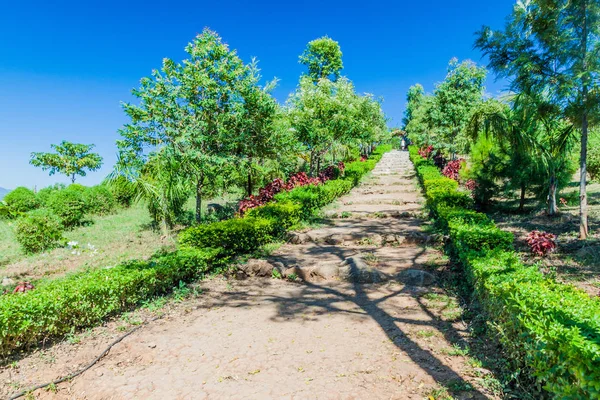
left=0, top=0, right=516, bottom=189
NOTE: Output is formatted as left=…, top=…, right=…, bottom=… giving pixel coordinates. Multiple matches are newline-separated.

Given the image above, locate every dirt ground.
left=490, top=182, right=600, bottom=297
left=1, top=151, right=502, bottom=399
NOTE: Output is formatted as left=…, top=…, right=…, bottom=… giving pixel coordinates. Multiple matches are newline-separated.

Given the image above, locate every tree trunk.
left=316, top=155, right=321, bottom=175
left=579, top=4, right=589, bottom=239
left=580, top=111, right=589, bottom=238
left=309, top=151, right=315, bottom=177
left=195, top=175, right=203, bottom=224
left=548, top=175, right=558, bottom=216
left=519, top=182, right=526, bottom=212
left=160, top=194, right=169, bottom=235
left=247, top=160, right=253, bottom=197
left=71, top=173, right=76, bottom=184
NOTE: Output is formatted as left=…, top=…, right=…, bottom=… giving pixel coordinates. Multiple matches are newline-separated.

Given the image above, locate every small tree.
left=299, top=36, right=343, bottom=83
left=30, top=141, right=103, bottom=183
left=475, top=0, right=600, bottom=238
left=433, top=58, right=487, bottom=156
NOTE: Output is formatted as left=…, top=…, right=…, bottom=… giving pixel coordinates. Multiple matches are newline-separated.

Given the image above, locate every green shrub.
left=36, top=183, right=66, bottom=206
left=46, top=187, right=87, bottom=228
left=410, top=147, right=600, bottom=398
left=83, top=185, right=117, bottom=215
left=179, top=217, right=277, bottom=255
left=246, top=200, right=302, bottom=230
left=107, top=176, right=136, bottom=207
left=0, top=247, right=224, bottom=356
left=15, top=209, right=65, bottom=254
left=3, top=187, right=38, bottom=215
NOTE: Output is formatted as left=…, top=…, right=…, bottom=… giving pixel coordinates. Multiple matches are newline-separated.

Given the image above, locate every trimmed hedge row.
left=409, top=146, right=600, bottom=399
left=0, top=145, right=392, bottom=358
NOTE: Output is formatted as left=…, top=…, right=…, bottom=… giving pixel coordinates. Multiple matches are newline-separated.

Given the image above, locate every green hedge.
left=0, top=145, right=393, bottom=358
left=0, top=247, right=224, bottom=357
left=409, top=146, right=600, bottom=398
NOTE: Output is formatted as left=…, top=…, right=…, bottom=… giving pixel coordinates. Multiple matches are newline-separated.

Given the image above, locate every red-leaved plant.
left=13, top=282, right=35, bottom=293
left=464, top=179, right=478, bottom=191
left=442, top=159, right=465, bottom=181
left=238, top=163, right=345, bottom=215
left=418, top=145, right=433, bottom=159
left=526, top=231, right=557, bottom=257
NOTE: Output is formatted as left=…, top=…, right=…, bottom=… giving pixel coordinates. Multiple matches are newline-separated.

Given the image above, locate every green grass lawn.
left=0, top=203, right=171, bottom=282
left=0, top=191, right=246, bottom=283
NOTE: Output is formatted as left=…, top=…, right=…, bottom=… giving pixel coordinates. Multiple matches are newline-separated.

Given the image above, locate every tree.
left=30, top=141, right=103, bottom=183
left=402, top=84, right=425, bottom=129
left=117, top=29, right=263, bottom=222
left=299, top=36, right=343, bottom=83
left=233, top=62, right=298, bottom=196
left=467, top=94, right=577, bottom=215
left=433, top=58, right=487, bottom=156
left=405, top=94, right=438, bottom=147
left=475, top=0, right=600, bottom=238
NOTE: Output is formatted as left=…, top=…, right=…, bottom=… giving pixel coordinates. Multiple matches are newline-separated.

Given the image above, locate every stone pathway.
left=2, top=151, right=498, bottom=400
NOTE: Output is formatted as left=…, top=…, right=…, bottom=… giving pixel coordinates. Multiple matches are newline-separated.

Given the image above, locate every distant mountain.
left=0, top=187, right=10, bottom=201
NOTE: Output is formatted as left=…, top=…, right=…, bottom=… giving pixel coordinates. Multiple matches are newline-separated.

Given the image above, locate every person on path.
left=401, top=136, right=407, bottom=151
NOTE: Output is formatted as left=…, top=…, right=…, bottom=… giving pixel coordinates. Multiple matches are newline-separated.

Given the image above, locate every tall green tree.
left=433, top=58, right=487, bottom=155
left=117, top=29, right=265, bottom=222
left=402, top=84, right=425, bottom=129
left=234, top=62, right=298, bottom=196
left=405, top=94, right=437, bottom=147
left=30, top=141, right=103, bottom=183
left=299, top=36, right=343, bottom=83
left=475, top=0, right=600, bottom=238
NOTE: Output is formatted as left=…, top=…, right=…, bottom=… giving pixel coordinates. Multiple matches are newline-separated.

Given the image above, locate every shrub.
left=3, top=187, right=38, bottom=215
left=36, top=183, right=66, bottom=206
left=106, top=176, right=136, bottom=208
left=245, top=201, right=302, bottom=231
left=15, top=209, right=65, bottom=254
left=0, top=247, right=224, bottom=357
left=410, top=147, right=600, bottom=398
left=526, top=231, right=557, bottom=257
left=179, top=217, right=277, bottom=256
left=83, top=185, right=117, bottom=215
left=46, top=187, right=87, bottom=228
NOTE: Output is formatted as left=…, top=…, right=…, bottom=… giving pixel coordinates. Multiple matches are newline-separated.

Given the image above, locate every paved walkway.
left=4, top=151, right=496, bottom=400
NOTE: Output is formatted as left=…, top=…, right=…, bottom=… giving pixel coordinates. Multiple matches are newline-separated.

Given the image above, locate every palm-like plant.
left=108, top=148, right=192, bottom=234
left=468, top=92, right=576, bottom=215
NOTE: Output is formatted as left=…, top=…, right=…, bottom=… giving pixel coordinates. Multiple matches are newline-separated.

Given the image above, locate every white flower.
left=67, top=241, right=79, bottom=249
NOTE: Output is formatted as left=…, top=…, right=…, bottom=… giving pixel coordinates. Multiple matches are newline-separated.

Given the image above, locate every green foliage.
left=410, top=149, right=600, bottom=399
left=106, top=176, right=135, bottom=207
left=3, top=187, right=38, bottom=215
left=433, top=58, right=487, bottom=154
left=36, top=184, right=66, bottom=207
left=83, top=185, right=116, bottom=215
left=589, top=130, right=600, bottom=182
left=15, top=209, right=65, bottom=254
left=0, top=247, right=223, bottom=356
left=299, top=36, right=343, bottom=82
left=30, top=141, right=103, bottom=183
left=402, top=84, right=424, bottom=129
left=179, top=217, right=277, bottom=256
left=46, top=187, right=87, bottom=228
left=245, top=201, right=302, bottom=231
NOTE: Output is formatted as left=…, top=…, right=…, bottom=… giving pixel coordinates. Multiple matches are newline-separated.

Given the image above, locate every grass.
left=0, top=203, right=170, bottom=279
left=0, top=189, right=248, bottom=283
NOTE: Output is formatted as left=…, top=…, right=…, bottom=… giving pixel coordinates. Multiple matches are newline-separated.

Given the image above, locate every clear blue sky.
left=0, top=0, right=515, bottom=190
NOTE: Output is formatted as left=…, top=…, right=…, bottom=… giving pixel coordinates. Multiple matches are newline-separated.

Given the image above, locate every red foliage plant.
left=464, top=179, right=478, bottom=191
left=238, top=164, right=345, bottom=215
left=360, top=156, right=367, bottom=162
left=442, top=159, right=465, bottom=182
left=418, top=145, right=433, bottom=159
left=526, top=231, right=557, bottom=257
left=13, top=282, right=35, bottom=293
